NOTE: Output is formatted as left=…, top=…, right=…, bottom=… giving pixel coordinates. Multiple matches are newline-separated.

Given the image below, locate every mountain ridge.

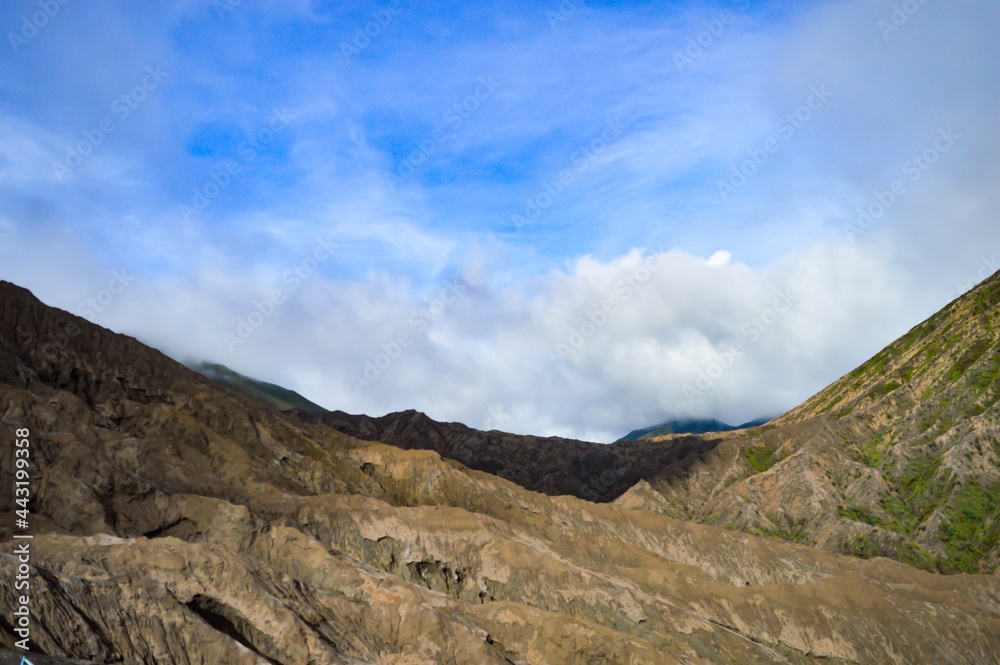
left=185, top=272, right=1000, bottom=574
left=616, top=416, right=772, bottom=442
left=3, top=278, right=1000, bottom=663
left=294, top=407, right=728, bottom=503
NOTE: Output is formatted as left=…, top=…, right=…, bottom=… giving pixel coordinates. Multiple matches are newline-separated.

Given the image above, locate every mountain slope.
left=189, top=361, right=328, bottom=413
left=2, top=280, right=999, bottom=664
left=643, top=270, right=1000, bottom=573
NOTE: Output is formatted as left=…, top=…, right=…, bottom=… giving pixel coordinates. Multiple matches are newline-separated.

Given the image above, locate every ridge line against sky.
left=0, top=0, right=998, bottom=441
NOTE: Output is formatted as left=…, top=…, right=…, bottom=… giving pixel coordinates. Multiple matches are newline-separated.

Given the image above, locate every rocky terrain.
left=637, top=270, right=1000, bottom=574
left=1, top=279, right=1000, bottom=664
left=292, top=273, right=1000, bottom=576
left=298, top=408, right=727, bottom=503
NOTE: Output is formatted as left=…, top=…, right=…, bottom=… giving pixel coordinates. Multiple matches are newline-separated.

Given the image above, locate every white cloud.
left=706, top=250, right=731, bottom=267
left=0, top=224, right=923, bottom=442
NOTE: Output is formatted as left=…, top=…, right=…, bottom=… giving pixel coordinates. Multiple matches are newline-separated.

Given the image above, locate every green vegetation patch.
left=968, top=363, right=1000, bottom=394
left=840, top=533, right=886, bottom=560
left=846, top=350, right=892, bottom=386
left=897, top=542, right=936, bottom=573
left=865, top=449, right=1000, bottom=574
left=917, top=399, right=958, bottom=436
left=819, top=394, right=843, bottom=414
left=946, top=339, right=993, bottom=383
left=896, top=327, right=925, bottom=352
left=838, top=504, right=881, bottom=526
left=878, top=494, right=916, bottom=535
left=898, top=453, right=955, bottom=520
left=856, top=443, right=883, bottom=467
left=856, top=430, right=889, bottom=468
left=935, top=478, right=1000, bottom=574
left=969, top=272, right=1000, bottom=316
left=831, top=406, right=854, bottom=420
left=740, top=444, right=788, bottom=474
left=873, top=380, right=902, bottom=396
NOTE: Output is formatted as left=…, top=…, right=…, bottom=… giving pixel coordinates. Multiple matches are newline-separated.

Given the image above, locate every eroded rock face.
left=299, top=408, right=725, bottom=503
left=1, top=280, right=1000, bottom=664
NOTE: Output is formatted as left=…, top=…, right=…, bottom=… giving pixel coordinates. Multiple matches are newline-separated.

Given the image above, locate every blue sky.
left=2, top=0, right=999, bottom=440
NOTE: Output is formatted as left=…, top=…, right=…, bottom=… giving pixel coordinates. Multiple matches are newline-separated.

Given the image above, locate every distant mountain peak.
left=616, top=416, right=772, bottom=442
left=187, top=361, right=328, bottom=414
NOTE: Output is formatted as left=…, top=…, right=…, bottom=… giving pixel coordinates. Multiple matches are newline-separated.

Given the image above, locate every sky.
left=1, top=0, right=998, bottom=442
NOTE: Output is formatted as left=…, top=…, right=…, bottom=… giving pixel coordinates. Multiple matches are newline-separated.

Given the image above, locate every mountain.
left=640, top=270, right=1000, bottom=574
left=617, top=416, right=772, bottom=442
left=296, top=408, right=730, bottom=502
left=194, top=272, right=1000, bottom=573
left=617, top=417, right=736, bottom=441
left=3, top=279, right=999, bottom=664
left=188, top=361, right=328, bottom=413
